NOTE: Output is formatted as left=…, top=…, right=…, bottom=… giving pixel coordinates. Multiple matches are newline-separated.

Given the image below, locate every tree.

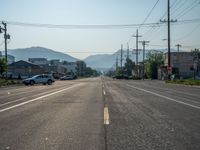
left=85, top=67, right=100, bottom=77
left=145, top=50, right=164, bottom=79
left=191, top=48, right=200, bottom=79
left=0, top=58, right=7, bottom=78
left=124, top=58, right=135, bottom=76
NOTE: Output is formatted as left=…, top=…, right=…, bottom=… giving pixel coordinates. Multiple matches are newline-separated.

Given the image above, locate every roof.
left=9, top=60, right=41, bottom=67
left=28, top=58, right=47, bottom=61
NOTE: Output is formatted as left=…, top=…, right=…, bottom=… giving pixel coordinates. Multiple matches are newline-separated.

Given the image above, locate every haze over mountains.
left=6, top=47, right=79, bottom=62
left=2, top=46, right=172, bottom=69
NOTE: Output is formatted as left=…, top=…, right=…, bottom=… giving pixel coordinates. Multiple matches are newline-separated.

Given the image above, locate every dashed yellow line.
left=104, top=107, right=110, bottom=125
left=103, top=90, right=106, bottom=95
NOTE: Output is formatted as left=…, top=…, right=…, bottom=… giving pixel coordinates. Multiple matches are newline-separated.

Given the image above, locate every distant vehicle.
left=23, top=74, right=55, bottom=85
left=60, top=75, right=76, bottom=80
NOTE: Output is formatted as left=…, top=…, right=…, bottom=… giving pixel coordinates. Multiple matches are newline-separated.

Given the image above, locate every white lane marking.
left=127, top=84, right=200, bottom=110
left=0, top=97, right=26, bottom=107
left=104, top=107, right=110, bottom=125
left=0, top=85, right=74, bottom=107
left=0, top=83, right=82, bottom=113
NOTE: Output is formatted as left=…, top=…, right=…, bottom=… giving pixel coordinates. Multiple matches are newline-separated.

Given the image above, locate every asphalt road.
left=0, top=77, right=200, bottom=150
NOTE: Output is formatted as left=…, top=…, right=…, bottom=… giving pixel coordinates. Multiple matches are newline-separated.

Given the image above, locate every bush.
left=166, top=79, right=200, bottom=86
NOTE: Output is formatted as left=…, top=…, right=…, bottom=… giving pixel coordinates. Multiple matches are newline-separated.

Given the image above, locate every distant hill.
left=4, top=47, right=79, bottom=62
left=84, top=49, right=170, bottom=69
left=84, top=50, right=132, bottom=69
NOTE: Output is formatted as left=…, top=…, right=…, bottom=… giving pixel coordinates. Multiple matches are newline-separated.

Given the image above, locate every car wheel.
left=24, top=83, right=29, bottom=86
left=47, top=80, right=52, bottom=85
left=30, top=80, right=35, bottom=86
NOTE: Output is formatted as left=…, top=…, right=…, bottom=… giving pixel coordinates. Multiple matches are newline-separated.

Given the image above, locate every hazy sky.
left=0, top=0, right=200, bottom=59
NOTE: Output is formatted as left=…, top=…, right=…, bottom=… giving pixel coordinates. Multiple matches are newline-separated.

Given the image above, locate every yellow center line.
left=103, top=90, right=106, bottom=95
left=104, top=107, right=110, bottom=125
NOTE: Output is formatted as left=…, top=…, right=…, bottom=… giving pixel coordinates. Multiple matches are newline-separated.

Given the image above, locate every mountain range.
left=1, top=46, right=171, bottom=69
left=5, top=47, right=79, bottom=62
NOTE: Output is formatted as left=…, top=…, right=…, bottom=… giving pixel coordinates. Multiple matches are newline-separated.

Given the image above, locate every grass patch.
left=166, top=79, right=200, bottom=86
left=0, top=79, right=22, bottom=87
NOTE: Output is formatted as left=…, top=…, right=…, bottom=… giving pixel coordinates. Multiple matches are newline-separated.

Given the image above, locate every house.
left=162, top=52, right=199, bottom=79
left=62, top=61, right=77, bottom=74
left=8, top=60, right=44, bottom=79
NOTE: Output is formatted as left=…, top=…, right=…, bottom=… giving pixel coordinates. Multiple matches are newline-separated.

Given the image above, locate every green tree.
left=85, top=67, right=100, bottom=77
left=145, top=50, right=163, bottom=79
left=0, top=58, right=7, bottom=78
left=124, top=58, right=135, bottom=76
left=191, top=48, right=200, bottom=79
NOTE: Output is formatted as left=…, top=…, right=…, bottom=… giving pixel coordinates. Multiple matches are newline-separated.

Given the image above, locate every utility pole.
left=0, top=22, right=10, bottom=79
left=175, top=44, right=181, bottom=76
left=132, top=29, right=142, bottom=78
left=175, top=44, right=181, bottom=52
left=132, top=29, right=142, bottom=65
left=127, top=42, right=129, bottom=60
left=160, top=0, right=177, bottom=79
left=167, top=0, right=171, bottom=76
left=2, top=22, right=8, bottom=63
left=139, top=40, right=150, bottom=80
left=116, top=56, right=118, bottom=71
left=120, top=44, right=123, bottom=71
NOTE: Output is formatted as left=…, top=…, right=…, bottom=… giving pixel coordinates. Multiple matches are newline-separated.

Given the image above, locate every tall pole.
left=132, top=29, right=142, bottom=77
left=2, top=22, right=7, bottom=64
left=1, top=22, right=9, bottom=79
left=127, top=42, right=129, bottom=60
left=116, top=56, right=118, bottom=70
left=140, top=40, right=150, bottom=80
left=160, top=0, right=177, bottom=79
left=120, top=44, right=123, bottom=70
left=175, top=44, right=181, bottom=76
left=136, top=30, right=138, bottom=65
left=167, top=0, right=171, bottom=79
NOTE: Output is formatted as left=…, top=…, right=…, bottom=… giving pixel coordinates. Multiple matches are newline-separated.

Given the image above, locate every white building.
left=62, top=62, right=77, bottom=73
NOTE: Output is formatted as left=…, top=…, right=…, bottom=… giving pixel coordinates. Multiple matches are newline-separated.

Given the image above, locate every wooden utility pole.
left=0, top=22, right=10, bottom=79
left=132, top=30, right=142, bottom=78
left=127, top=42, right=129, bottom=60
left=120, top=44, right=123, bottom=70
left=139, top=40, right=150, bottom=80
left=160, top=0, right=177, bottom=79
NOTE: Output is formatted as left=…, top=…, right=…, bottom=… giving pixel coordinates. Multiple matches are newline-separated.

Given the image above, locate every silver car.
left=23, top=74, right=55, bottom=85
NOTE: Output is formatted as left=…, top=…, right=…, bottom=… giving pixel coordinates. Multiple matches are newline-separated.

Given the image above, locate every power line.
left=3, top=21, right=162, bottom=29
left=175, top=0, right=200, bottom=19
left=138, top=0, right=160, bottom=30
left=175, top=23, right=200, bottom=41
left=171, top=0, right=188, bottom=16
left=1, top=19, right=200, bottom=30
left=173, top=0, right=199, bottom=19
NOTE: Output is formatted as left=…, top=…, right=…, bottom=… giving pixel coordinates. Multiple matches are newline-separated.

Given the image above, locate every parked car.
left=23, top=74, right=55, bottom=85
left=60, top=75, right=76, bottom=80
